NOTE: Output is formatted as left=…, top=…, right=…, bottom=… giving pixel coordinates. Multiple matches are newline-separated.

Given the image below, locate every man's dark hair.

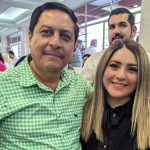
left=29, top=2, right=79, bottom=43
left=14, top=55, right=26, bottom=67
left=108, top=8, right=135, bottom=27
left=8, top=50, right=15, bottom=56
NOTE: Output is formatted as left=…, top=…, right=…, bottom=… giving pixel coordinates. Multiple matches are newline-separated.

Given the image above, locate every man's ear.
left=28, top=31, right=33, bottom=48
left=131, top=25, right=137, bottom=38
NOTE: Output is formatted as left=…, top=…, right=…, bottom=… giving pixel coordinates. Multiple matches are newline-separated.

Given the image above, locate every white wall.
left=139, top=0, right=150, bottom=53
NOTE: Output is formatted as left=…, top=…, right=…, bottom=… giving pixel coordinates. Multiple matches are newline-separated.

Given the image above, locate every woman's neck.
left=107, top=96, right=131, bottom=109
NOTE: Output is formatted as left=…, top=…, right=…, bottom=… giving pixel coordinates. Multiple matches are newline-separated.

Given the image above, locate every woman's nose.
left=116, top=68, right=126, bottom=80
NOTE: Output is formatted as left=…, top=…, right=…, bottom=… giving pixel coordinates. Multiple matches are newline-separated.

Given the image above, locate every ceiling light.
left=0, top=7, right=29, bottom=21
left=133, top=5, right=138, bottom=8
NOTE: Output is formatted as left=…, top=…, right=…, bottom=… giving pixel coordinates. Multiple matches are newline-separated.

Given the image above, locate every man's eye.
left=109, top=25, right=114, bottom=30
left=120, top=23, right=128, bottom=28
left=41, top=30, right=52, bottom=36
left=61, top=33, right=71, bottom=41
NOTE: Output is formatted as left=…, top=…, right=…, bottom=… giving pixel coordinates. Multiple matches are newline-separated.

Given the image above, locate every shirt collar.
left=105, top=99, right=133, bottom=115
left=103, top=100, right=133, bottom=129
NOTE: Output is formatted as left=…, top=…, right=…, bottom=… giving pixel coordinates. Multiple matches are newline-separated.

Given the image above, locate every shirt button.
left=104, top=145, right=107, bottom=148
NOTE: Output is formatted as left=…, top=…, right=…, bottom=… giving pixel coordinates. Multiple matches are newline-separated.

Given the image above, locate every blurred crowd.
left=0, top=50, right=18, bottom=72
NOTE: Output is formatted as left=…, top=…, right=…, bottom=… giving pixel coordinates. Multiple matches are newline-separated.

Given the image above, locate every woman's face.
left=103, top=46, right=138, bottom=107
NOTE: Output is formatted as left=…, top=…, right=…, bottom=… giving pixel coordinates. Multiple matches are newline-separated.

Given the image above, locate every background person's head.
left=90, top=39, right=97, bottom=47
left=75, top=39, right=83, bottom=50
left=8, top=50, right=15, bottom=59
left=108, top=8, right=137, bottom=45
left=28, top=2, right=79, bottom=73
left=2, top=52, right=11, bottom=63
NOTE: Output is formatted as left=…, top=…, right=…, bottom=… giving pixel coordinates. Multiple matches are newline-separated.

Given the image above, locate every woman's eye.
left=109, top=63, right=119, bottom=69
left=128, top=67, right=138, bottom=72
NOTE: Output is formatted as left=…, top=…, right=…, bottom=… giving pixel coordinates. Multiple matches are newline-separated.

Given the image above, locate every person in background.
left=81, top=8, right=137, bottom=84
left=136, top=35, right=139, bottom=43
left=81, top=39, right=150, bottom=150
left=84, top=39, right=97, bottom=55
left=0, top=53, right=6, bottom=72
left=0, top=2, right=92, bottom=149
left=2, top=52, right=13, bottom=69
left=70, top=39, right=83, bottom=67
left=8, top=50, right=18, bottom=66
left=82, top=54, right=91, bottom=67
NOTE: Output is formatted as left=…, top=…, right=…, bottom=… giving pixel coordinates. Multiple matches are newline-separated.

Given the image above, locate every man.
left=8, top=50, right=18, bottom=66
left=84, top=39, right=97, bottom=55
left=81, top=8, right=137, bottom=84
left=0, top=2, right=92, bottom=149
left=70, top=39, right=83, bottom=67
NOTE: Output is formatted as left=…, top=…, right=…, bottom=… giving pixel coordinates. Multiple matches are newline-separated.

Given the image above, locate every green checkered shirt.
left=0, top=56, right=92, bottom=150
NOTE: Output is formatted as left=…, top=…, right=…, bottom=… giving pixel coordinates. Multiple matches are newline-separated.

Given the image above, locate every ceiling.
left=75, top=0, right=141, bottom=25
left=0, top=0, right=141, bottom=36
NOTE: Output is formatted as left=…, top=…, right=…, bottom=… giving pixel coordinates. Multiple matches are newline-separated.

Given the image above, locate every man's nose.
left=49, top=32, right=61, bottom=49
left=114, top=26, right=121, bottom=34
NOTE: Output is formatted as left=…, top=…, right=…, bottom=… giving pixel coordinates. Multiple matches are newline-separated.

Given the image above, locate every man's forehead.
left=34, top=10, right=74, bottom=33
left=109, top=13, right=129, bottom=24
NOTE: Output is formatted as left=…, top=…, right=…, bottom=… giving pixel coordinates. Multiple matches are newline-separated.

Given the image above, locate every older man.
left=0, top=2, right=92, bottom=149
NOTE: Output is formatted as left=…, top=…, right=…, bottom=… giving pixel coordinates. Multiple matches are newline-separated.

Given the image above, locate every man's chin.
left=111, top=39, right=123, bottom=44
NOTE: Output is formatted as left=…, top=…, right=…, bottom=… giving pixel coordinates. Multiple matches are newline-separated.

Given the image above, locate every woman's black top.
left=81, top=100, right=138, bottom=150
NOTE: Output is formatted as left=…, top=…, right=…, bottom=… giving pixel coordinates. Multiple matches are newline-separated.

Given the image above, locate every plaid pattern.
left=0, top=56, right=92, bottom=150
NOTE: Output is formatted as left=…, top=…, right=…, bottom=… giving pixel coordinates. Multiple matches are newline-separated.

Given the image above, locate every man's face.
left=76, top=42, right=83, bottom=51
left=108, top=13, right=136, bottom=45
left=28, top=9, right=75, bottom=73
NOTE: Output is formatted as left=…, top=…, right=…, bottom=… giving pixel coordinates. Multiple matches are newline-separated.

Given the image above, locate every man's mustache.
left=43, top=49, right=65, bottom=59
left=112, top=33, right=124, bottom=41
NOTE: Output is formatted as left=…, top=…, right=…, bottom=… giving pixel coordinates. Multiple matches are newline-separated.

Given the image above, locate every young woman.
left=81, top=39, right=150, bottom=150
left=0, top=53, right=6, bottom=72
